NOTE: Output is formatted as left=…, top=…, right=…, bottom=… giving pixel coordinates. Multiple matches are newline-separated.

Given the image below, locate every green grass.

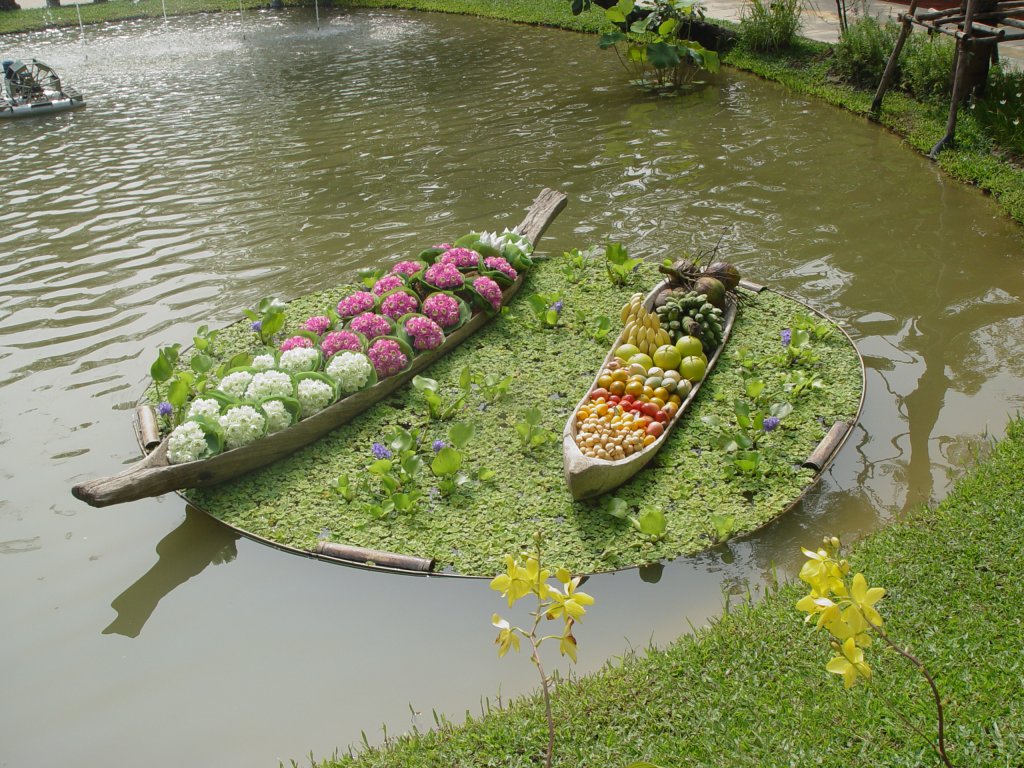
left=321, top=416, right=1024, bottom=766
left=183, top=252, right=861, bottom=576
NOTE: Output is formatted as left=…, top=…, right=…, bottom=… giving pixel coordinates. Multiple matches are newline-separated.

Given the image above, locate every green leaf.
left=523, top=406, right=542, bottom=426
left=432, top=447, right=462, bottom=477
left=226, top=352, right=253, bottom=370
left=167, top=378, right=190, bottom=407
left=389, top=429, right=415, bottom=454
left=603, top=496, right=630, bottom=520
left=448, top=422, right=475, bottom=449
left=368, top=459, right=393, bottom=475
left=638, top=506, right=667, bottom=537
left=150, top=353, right=173, bottom=383
left=412, top=375, right=439, bottom=393
left=598, top=31, right=626, bottom=48
left=191, top=354, right=214, bottom=375
left=478, top=468, right=496, bottom=482
left=401, top=454, right=424, bottom=479
left=646, top=41, right=681, bottom=70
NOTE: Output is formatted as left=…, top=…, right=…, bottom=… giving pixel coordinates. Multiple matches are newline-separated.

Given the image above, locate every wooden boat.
left=562, top=279, right=738, bottom=501
left=72, top=188, right=567, bottom=508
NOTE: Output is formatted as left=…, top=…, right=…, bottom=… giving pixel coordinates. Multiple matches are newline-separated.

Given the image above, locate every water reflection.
left=102, top=508, right=238, bottom=638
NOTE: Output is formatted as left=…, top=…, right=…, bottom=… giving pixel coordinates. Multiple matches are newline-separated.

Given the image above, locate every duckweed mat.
left=185, top=255, right=863, bottom=576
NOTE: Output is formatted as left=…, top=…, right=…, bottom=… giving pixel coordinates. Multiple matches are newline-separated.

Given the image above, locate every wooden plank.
left=71, top=188, right=567, bottom=508
left=314, top=541, right=434, bottom=572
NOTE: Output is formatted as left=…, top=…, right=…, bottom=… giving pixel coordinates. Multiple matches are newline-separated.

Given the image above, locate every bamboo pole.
left=871, top=0, right=923, bottom=116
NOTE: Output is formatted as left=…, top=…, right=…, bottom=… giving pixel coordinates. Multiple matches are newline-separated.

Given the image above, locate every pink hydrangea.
left=321, top=330, right=362, bottom=358
left=473, top=276, right=503, bottom=312
left=337, top=291, right=376, bottom=318
left=367, top=338, right=409, bottom=379
left=391, top=260, right=426, bottom=277
left=380, top=291, right=420, bottom=320
left=404, top=316, right=445, bottom=351
left=483, top=256, right=518, bottom=281
left=372, top=274, right=406, bottom=296
left=422, top=293, right=461, bottom=329
left=303, top=315, right=332, bottom=335
left=280, top=335, right=314, bottom=352
left=423, top=261, right=464, bottom=290
left=439, top=247, right=481, bottom=269
left=349, top=312, right=392, bottom=340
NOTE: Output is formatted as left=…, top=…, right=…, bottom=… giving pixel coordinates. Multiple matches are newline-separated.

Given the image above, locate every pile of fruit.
left=571, top=260, right=741, bottom=463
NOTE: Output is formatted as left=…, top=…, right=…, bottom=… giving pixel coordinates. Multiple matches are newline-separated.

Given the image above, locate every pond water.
left=2, top=8, right=1022, bottom=766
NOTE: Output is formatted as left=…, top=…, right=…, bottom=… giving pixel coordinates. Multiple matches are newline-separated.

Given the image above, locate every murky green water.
left=2, top=8, right=1022, bottom=766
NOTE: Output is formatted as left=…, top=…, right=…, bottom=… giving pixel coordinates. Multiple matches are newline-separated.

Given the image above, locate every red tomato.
left=654, top=410, right=668, bottom=423
left=638, top=416, right=654, bottom=428
left=641, top=402, right=660, bottom=418
left=621, top=394, right=635, bottom=404
left=608, top=395, right=620, bottom=404
left=646, top=422, right=665, bottom=438
left=590, top=387, right=610, bottom=401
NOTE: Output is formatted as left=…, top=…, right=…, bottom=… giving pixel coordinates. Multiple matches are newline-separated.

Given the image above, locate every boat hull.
left=563, top=280, right=738, bottom=501
left=0, top=96, right=86, bottom=118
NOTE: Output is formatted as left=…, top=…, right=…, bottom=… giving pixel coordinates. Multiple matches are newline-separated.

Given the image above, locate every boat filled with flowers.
left=72, top=188, right=567, bottom=507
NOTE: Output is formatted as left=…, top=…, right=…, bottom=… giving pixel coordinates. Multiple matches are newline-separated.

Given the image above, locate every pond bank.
left=324, top=416, right=1024, bottom=766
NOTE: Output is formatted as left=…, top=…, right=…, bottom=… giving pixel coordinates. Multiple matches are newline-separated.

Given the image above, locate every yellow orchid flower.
left=826, top=637, right=872, bottom=688
left=491, top=614, right=520, bottom=658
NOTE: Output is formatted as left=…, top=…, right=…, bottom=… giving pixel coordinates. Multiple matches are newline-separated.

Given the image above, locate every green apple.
left=674, top=335, right=703, bottom=358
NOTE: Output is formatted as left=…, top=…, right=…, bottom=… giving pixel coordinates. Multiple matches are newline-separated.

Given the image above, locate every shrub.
left=832, top=15, right=898, bottom=88
left=969, top=65, right=1024, bottom=159
left=899, top=30, right=955, bottom=103
left=739, top=0, right=803, bottom=53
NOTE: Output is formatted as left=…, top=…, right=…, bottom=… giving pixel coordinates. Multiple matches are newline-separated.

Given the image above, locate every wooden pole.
left=870, top=0, right=923, bottom=116
left=930, top=0, right=982, bottom=158
left=314, top=541, right=434, bottom=572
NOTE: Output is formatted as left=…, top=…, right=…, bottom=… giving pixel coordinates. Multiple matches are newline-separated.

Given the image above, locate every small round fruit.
left=625, top=379, right=644, bottom=397
left=674, top=336, right=703, bottom=358
left=615, top=343, right=640, bottom=361
left=662, top=369, right=681, bottom=382
left=628, top=363, right=648, bottom=377
left=679, top=355, right=707, bottom=382
left=611, top=369, right=629, bottom=383
left=662, top=379, right=677, bottom=394
left=652, top=344, right=682, bottom=371
left=653, top=387, right=670, bottom=402
left=590, top=387, right=610, bottom=401
left=676, top=380, right=693, bottom=398
left=646, top=422, right=665, bottom=438
left=644, top=376, right=662, bottom=389
left=597, top=373, right=613, bottom=389
left=628, top=353, right=653, bottom=371
left=647, top=366, right=665, bottom=378
left=609, top=380, right=626, bottom=396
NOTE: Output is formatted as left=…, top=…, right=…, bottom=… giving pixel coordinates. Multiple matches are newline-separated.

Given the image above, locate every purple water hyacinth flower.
left=157, top=401, right=173, bottom=417
left=303, top=315, right=331, bottom=335
left=552, top=300, right=564, bottom=314
left=371, top=442, right=392, bottom=460
left=763, top=416, right=781, bottom=432
left=780, top=328, right=792, bottom=347
left=432, top=439, right=446, bottom=453
left=251, top=320, right=262, bottom=332
left=422, top=293, right=461, bottom=329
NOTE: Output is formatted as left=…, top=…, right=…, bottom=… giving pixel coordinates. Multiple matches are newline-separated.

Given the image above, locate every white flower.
left=187, top=398, right=221, bottom=420
left=167, top=421, right=212, bottom=465
left=218, top=371, right=253, bottom=399
left=245, top=370, right=294, bottom=400
left=279, top=347, right=320, bottom=373
left=325, top=351, right=373, bottom=394
left=297, top=378, right=335, bottom=417
left=261, top=399, right=293, bottom=433
left=219, top=405, right=266, bottom=450
left=475, top=230, right=504, bottom=251
left=252, top=354, right=276, bottom=370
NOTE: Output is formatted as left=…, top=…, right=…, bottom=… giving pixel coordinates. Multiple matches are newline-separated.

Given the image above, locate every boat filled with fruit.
left=72, top=189, right=567, bottom=508
left=562, top=258, right=741, bottom=500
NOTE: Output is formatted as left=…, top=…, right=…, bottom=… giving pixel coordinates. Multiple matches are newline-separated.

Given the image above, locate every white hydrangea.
left=325, top=351, right=373, bottom=394
left=167, top=421, right=212, bottom=465
left=252, top=354, right=276, bottom=370
left=187, top=398, right=221, bottom=420
left=279, top=346, right=320, bottom=373
left=219, top=405, right=266, bottom=450
left=245, top=370, right=294, bottom=401
left=218, top=371, right=253, bottom=399
left=297, top=378, right=335, bottom=417
left=261, top=399, right=293, bottom=434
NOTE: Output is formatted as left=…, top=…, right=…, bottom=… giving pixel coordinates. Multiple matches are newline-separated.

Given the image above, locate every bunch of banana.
left=619, top=293, right=672, bottom=355
left=654, top=291, right=725, bottom=350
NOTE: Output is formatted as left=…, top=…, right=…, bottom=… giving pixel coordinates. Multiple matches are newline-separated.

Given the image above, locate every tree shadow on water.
left=102, top=507, right=239, bottom=638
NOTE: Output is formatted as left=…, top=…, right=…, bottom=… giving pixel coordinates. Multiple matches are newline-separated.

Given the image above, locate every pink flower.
left=422, top=293, right=461, bottom=329
left=391, top=260, right=426, bottom=277
left=380, top=291, right=420, bottom=320
left=321, top=330, right=362, bottom=358
left=303, top=315, right=332, bottom=335
left=473, top=276, right=503, bottom=312
left=372, top=274, right=405, bottom=296
left=404, top=316, right=445, bottom=351
left=349, top=312, right=392, bottom=340
left=432, top=243, right=452, bottom=250
left=424, top=261, right=464, bottom=290
left=280, top=335, right=314, bottom=352
left=483, top=256, right=517, bottom=281
left=439, top=247, right=481, bottom=269
left=337, top=291, right=376, bottom=318
left=367, top=338, right=409, bottom=379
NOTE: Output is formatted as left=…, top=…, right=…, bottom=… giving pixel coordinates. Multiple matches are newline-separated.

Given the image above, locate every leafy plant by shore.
left=738, top=0, right=802, bottom=53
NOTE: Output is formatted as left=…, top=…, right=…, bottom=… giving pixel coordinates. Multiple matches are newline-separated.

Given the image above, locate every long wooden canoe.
left=72, top=188, right=567, bottom=508
left=562, top=280, right=738, bottom=501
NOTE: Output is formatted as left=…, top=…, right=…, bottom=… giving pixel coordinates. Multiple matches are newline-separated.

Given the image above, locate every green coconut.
left=693, top=276, right=727, bottom=309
